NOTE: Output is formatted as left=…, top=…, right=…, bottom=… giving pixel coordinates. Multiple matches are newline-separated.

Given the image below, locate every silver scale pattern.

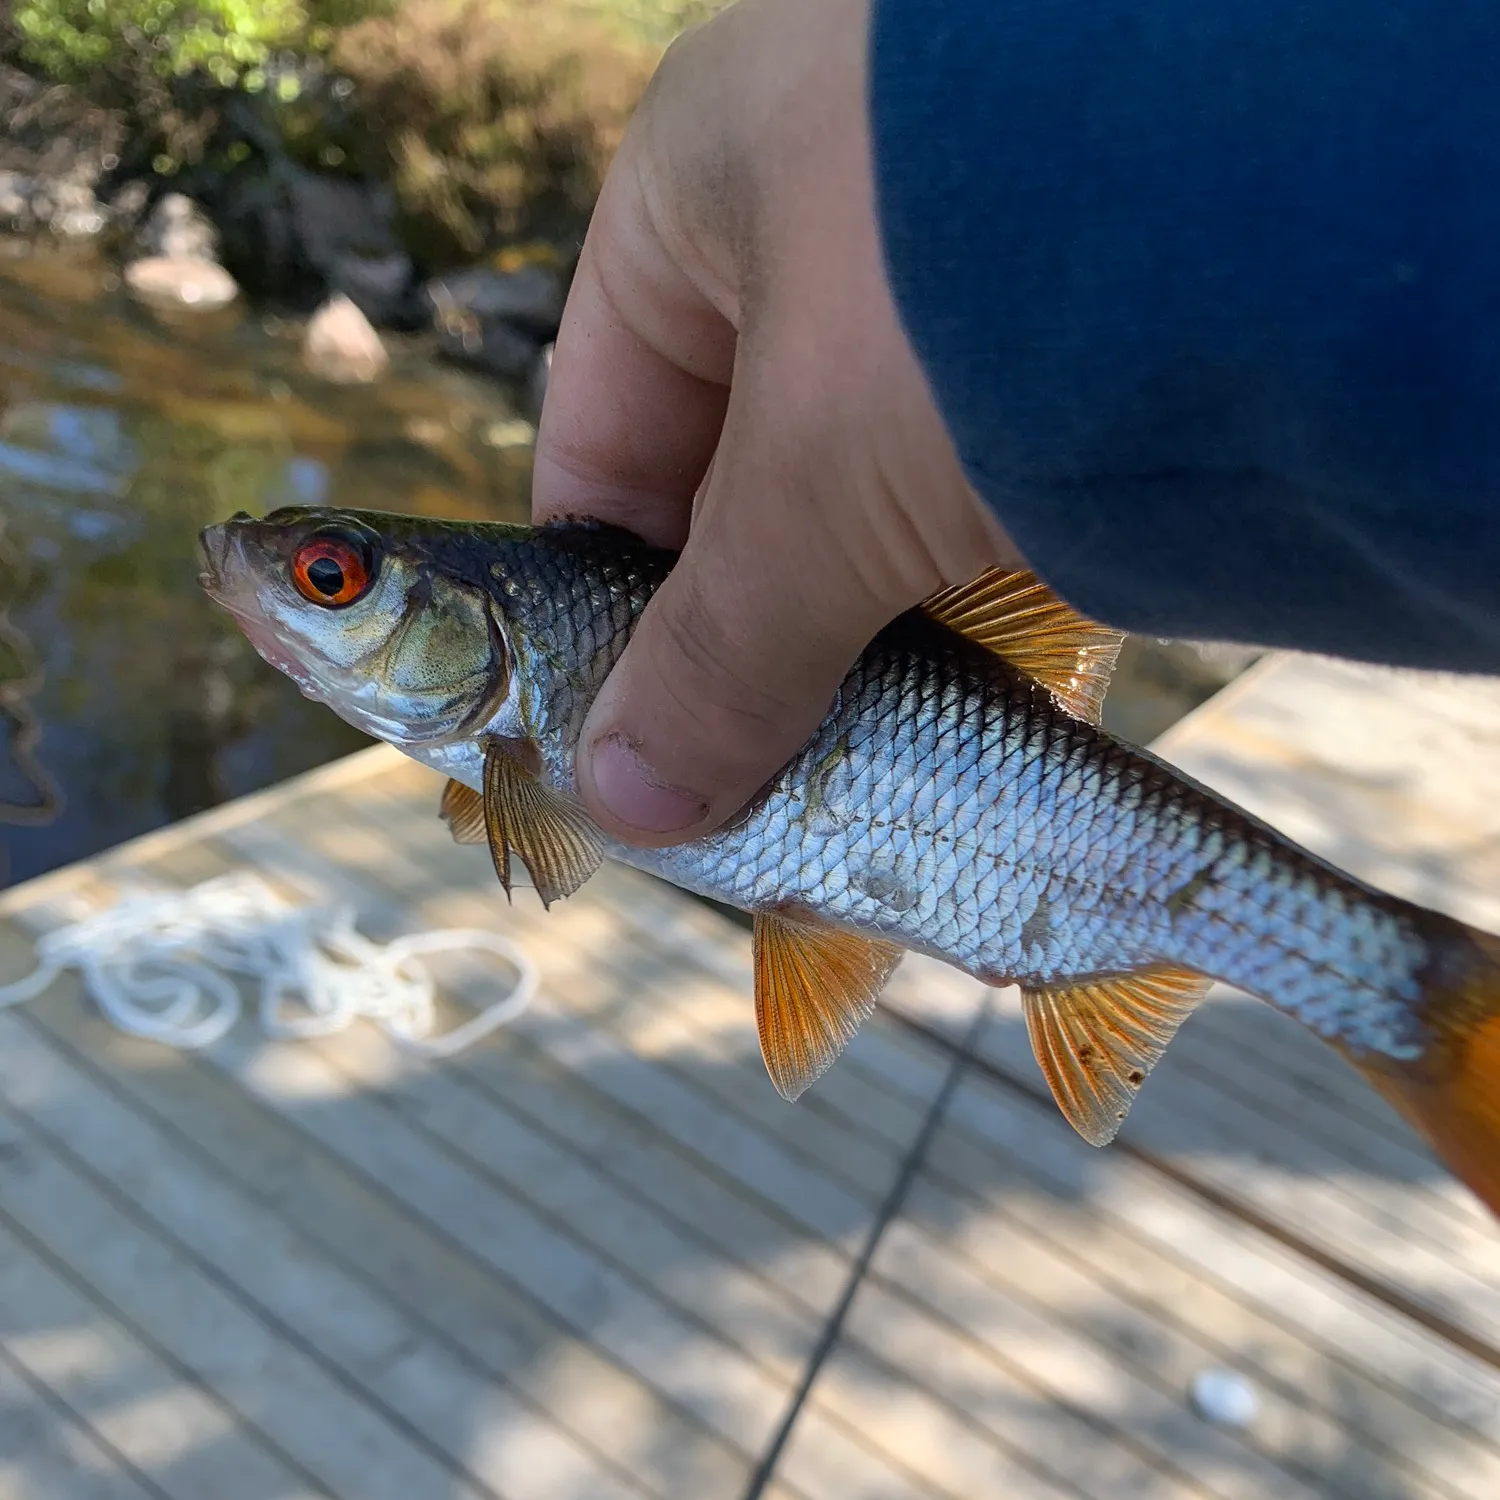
left=491, top=528, right=1430, bottom=1061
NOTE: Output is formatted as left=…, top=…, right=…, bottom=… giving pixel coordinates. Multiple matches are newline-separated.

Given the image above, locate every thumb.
left=574, top=398, right=922, bottom=848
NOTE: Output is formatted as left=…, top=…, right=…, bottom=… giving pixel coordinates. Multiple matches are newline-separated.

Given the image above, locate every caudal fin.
left=1350, top=921, right=1500, bottom=1217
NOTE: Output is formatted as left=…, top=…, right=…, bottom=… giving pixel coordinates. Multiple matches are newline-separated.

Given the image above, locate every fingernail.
left=589, top=734, right=708, bottom=834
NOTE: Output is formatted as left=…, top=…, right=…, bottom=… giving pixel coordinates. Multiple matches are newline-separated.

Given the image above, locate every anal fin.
left=753, top=910, right=903, bottom=1101
left=483, top=739, right=604, bottom=908
left=1022, top=963, right=1210, bottom=1144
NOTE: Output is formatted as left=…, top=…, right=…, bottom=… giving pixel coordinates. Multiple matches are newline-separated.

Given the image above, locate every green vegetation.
left=6, top=0, right=728, bottom=256
left=14, top=0, right=315, bottom=92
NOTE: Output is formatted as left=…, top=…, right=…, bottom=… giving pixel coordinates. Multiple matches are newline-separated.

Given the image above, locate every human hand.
left=531, top=0, right=1017, bottom=848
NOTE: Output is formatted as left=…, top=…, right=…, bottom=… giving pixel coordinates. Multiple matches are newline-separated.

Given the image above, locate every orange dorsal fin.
left=1350, top=923, right=1500, bottom=1218
left=753, top=910, right=903, bottom=1101
left=1022, top=964, right=1211, bottom=1145
left=923, top=569, right=1124, bottom=725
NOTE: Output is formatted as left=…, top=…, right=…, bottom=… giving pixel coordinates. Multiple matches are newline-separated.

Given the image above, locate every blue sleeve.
left=870, top=0, right=1500, bottom=672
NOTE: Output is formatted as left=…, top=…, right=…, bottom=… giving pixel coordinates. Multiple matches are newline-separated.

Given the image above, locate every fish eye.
left=290, top=530, right=378, bottom=608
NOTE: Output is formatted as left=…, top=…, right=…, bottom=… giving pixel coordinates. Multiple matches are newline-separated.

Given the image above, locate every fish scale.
left=200, top=506, right=1500, bottom=1216
left=494, top=551, right=1429, bottom=1060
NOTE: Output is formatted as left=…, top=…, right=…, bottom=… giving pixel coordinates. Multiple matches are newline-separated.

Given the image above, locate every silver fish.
left=200, top=506, right=1500, bottom=1214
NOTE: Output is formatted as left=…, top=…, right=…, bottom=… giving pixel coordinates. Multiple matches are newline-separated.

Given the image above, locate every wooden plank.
left=8, top=965, right=747, bottom=1500
left=924, top=1124, right=1500, bottom=1500
left=929, top=1073, right=1500, bottom=1479
left=767, top=1388, right=955, bottom=1500
left=447, top=1028, right=855, bottom=1312
left=0, top=1352, right=163, bottom=1500
left=197, top=1025, right=782, bottom=1467
left=0, top=1010, right=651, bottom=1500
left=971, top=996, right=1500, bottom=1338
left=0, top=1223, right=322, bottom=1500
left=302, top=1016, right=824, bottom=1383
left=1154, top=1004, right=1499, bottom=1241
left=1184, top=994, right=1457, bottom=1154
left=1155, top=657, right=1500, bottom=932
left=240, top=787, right=922, bottom=1207
left=199, top=819, right=881, bottom=1252
left=14, top=851, right=781, bottom=1487
left=833, top=1275, right=1216, bottom=1500
left=886, top=1176, right=1449, bottom=1500
left=1165, top=995, right=1492, bottom=1230
left=795, top=1342, right=1081, bottom=1500
left=358, top=771, right=969, bottom=1126
left=0, top=1104, right=493, bottom=1500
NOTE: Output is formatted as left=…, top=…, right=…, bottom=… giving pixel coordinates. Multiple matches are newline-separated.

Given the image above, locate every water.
left=0, top=243, right=534, bottom=887
left=0, top=240, right=1253, bottom=890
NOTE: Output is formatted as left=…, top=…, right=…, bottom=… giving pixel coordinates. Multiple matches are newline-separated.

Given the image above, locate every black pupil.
left=307, top=556, right=345, bottom=595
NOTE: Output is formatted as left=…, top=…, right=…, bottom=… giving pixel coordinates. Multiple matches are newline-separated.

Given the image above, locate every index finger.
left=531, top=149, right=737, bottom=550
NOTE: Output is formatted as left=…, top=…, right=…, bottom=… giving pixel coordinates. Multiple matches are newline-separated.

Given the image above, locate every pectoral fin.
left=923, top=568, right=1124, bottom=724
left=1022, top=964, right=1210, bottom=1144
left=753, top=910, right=903, bottom=1101
left=439, top=780, right=487, bottom=844
left=482, top=739, right=604, bottom=908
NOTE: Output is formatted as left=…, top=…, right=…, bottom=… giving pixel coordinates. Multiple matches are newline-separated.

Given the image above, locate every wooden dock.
left=1, top=653, right=1497, bottom=1500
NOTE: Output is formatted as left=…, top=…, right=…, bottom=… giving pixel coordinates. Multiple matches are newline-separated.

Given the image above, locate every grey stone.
left=425, top=264, right=564, bottom=337
left=426, top=265, right=563, bottom=381
left=0, top=172, right=38, bottom=233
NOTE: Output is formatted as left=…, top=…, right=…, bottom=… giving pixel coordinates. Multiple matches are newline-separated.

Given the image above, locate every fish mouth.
left=198, top=515, right=251, bottom=604
left=198, top=515, right=328, bottom=702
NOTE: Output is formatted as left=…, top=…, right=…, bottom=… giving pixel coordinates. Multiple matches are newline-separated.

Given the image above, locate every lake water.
left=0, top=240, right=1251, bottom=890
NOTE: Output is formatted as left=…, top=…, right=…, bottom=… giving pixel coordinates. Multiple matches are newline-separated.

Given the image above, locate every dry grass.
left=330, top=0, right=724, bottom=259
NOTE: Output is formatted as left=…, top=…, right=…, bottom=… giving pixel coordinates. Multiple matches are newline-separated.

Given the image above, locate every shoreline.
left=0, top=3, right=717, bottom=386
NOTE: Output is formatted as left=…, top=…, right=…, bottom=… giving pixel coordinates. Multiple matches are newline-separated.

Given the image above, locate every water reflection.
left=0, top=508, right=63, bottom=886
left=0, top=242, right=532, bottom=887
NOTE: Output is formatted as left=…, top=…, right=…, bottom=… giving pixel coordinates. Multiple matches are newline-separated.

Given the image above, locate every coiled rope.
left=0, top=870, right=535, bottom=1055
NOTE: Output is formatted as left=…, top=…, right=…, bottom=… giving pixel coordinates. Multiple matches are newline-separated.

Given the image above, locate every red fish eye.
left=291, top=534, right=374, bottom=607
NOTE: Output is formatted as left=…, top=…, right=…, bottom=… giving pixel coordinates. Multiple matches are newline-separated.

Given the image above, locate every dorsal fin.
left=923, top=569, right=1124, bottom=724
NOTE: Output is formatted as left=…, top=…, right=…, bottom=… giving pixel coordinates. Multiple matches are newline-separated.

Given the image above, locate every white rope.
left=0, top=871, right=536, bottom=1057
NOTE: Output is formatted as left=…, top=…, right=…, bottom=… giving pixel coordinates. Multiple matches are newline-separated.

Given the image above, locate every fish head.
left=200, top=506, right=511, bottom=749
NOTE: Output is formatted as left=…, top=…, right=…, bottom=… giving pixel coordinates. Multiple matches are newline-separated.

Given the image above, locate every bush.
left=14, top=0, right=310, bottom=92
left=330, top=0, right=660, bottom=257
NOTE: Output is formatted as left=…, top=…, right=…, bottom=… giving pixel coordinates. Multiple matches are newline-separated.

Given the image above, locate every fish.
left=200, top=505, right=1500, bottom=1215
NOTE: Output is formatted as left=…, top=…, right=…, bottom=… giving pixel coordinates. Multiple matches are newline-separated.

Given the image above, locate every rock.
left=1188, top=1369, right=1260, bottom=1429
left=213, top=162, right=415, bottom=324
left=481, top=418, right=536, bottom=450
left=138, top=193, right=219, bottom=262
left=302, top=293, right=389, bottom=383
left=0, top=67, right=121, bottom=240
left=0, top=172, right=39, bottom=234
left=124, top=256, right=240, bottom=311
left=49, top=179, right=106, bottom=239
left=425, top=265, right=564, bottom=380
left=284, top=170, right=415, bottom=325
left=426, top=263, right=565, bottom=336
left=329, top=247, right=419, bottom=329
left=107, top=181, right=151, bottom=235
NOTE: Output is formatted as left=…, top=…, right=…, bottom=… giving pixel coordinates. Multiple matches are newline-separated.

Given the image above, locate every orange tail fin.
left=1349, top=921, right=1500, bottom=1218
